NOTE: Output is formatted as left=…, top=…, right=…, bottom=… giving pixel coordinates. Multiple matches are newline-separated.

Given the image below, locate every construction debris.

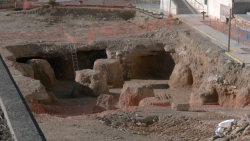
left=213, top=114, right=250, bottom=141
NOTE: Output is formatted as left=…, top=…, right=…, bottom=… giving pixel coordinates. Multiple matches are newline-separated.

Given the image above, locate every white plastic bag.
left=214, top=119, right=237, bottom=135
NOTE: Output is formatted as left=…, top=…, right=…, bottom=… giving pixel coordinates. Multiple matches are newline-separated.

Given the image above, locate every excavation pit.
left=1, top=7, right=250, bottom=141
left=7, top=42, right=177, bottom=107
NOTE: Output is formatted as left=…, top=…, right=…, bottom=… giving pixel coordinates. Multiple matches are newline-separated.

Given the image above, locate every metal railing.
left=194, top=0, right=204, bottom=12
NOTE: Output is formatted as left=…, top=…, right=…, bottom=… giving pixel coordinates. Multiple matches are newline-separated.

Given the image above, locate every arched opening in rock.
left=16, top=56, right=74, bottom=80
left=16, top=57, right=42, bottom=63
left=131, top=51, right=175, bottom=79
left=204, top=90, right=219, bottom=104
left=77, top=50, right=107, bottom=70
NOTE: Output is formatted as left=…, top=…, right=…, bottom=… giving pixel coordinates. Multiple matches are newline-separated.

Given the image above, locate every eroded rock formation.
left=27, top=59, right=56, bottom=89
left=14, top=76, right=49, bottom=103
left=93, top=59, right=124, bottom=88
left=16, top=63, right=34, bottom=78
left=169, top=62, right=193, bottom=89
left=74, top=69, right=109, bottom=97
left=119, top=82, right=154, bottom=108
left=96, top=94, right=114, bottom=110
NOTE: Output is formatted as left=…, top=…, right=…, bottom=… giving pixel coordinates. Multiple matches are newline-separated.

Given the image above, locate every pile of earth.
left=98, top=110, right=217, bottom=141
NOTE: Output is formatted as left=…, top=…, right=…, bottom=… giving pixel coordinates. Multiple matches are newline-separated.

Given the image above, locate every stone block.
left=171, top=103, right=190, bottom=111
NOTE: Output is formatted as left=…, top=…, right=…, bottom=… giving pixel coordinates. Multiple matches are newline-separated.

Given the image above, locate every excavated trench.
left=16, top=50, right=108, bottom=80
left=130, top=51, right=175, bottom=79
left=1, top=14, right=250, bottom=113
left=3, top=23, right=250, bottom=141
left=3, top=27, right=250, bottom=110
left=2, top=7, right=250, bottom=141
left=3, top=41, right=177, bottom=107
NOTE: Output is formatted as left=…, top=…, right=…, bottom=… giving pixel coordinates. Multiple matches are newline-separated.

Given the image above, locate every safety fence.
left=238, top=29, right=250, bottom=44
left=202, top=17, right=250, bottom=46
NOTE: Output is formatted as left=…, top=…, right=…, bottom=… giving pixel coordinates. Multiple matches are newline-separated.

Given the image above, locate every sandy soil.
left=35, top=107, right=246, bottom=141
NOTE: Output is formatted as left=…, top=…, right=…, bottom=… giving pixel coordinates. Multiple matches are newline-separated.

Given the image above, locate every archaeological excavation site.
left=1, top=3, right=250, bottom=141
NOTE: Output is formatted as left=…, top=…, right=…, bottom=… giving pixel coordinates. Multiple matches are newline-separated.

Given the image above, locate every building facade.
left=207, top=0, right=250, bottom=20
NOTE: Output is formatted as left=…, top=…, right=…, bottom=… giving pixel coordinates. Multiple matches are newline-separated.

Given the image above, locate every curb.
left=225, top=52, right=244, bottom=65
left=178, top=18, right=236, bottom=52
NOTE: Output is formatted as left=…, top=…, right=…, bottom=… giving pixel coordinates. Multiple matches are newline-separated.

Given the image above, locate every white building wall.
left=207, top=0, right=232, bottom=19
left=160, top=0, right=177, bottom=15
left=160, top=0, right=170, bottom=12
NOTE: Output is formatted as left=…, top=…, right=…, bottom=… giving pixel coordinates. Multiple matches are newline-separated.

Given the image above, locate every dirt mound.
left=40, top=7, right=136, bottom=21
left=97, top=110, right=224, bottom=141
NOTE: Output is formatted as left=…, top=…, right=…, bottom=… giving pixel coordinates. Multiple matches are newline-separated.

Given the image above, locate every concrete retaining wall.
left=233, top=15, right=250, bottom=31
left=0, top=54, right=46, bottom=141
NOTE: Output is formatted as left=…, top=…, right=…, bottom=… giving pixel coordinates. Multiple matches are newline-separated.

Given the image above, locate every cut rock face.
left=119, top=82, right=154, bottom=108
left=96, top=94, right=114, bottom=110
left=169, top=62, right=193, bottom=89
left=93, top=59, right=124, bottom=88
left=190, top=89, right=218, bottom=105
left=75, top=69, right=109, bottom=97
left=14, top=76, right=49, bottom=103
left=27, top=59, right=56, bottom=89
left=16, top=63, right=34, bottom=79
left=139, top=97, right=171, bottom=107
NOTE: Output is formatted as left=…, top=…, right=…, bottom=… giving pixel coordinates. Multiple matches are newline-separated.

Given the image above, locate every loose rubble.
left=212, top=114, right=250, bottom=141
left=98, top=111, right=159, bottom=135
